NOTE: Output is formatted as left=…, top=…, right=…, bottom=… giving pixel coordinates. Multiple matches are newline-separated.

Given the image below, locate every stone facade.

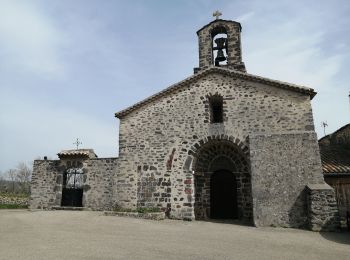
left=30, top=18, right=339, bottom=231
left=115, top=70, right=317, bottom=220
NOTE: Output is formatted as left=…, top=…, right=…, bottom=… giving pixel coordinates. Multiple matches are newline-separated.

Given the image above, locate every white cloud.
left=0, top=0, right=349, bottom=172
left=0, top=90, right=118, bottom=170
left=226, top=0, right=350, bottom=138
left=0, top=1, right=64, bottom=77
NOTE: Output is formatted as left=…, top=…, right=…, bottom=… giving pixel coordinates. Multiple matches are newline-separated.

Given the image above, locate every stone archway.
left=191, top=137, right=252, bottom=222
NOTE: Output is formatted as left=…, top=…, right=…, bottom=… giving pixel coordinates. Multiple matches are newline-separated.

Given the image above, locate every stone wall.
left=30, top=160, right=62, bottom=209
left=0, top=194, right=29, bottom=206
left=137, top=167, right=172, bottom=212
left=116, top=71, right=316, bottom=221
left=249, top=132, right=325, bottom=228
left=306, top=184, right=340, bottom=231
left=30, top=157, right=118, bottom=210
left=84, top=158, right=118, bottom=210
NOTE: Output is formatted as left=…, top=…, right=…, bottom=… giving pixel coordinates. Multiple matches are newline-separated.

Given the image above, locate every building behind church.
left=30, top=16, right=340, bottom=231
left=319, top=124, right=350, bottom=227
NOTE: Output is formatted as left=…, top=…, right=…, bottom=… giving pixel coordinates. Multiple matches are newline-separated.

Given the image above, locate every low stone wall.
left=104, top=211, right=165, bottom=220
left=84, top=158, right=118, bottom=211
left=30, top=157, right=118, bottom=210
left=30, top=160, right=60, bottom=209
left=306, top=184, right=340, bottom=231
left=0, top=193, right=29, bottom=207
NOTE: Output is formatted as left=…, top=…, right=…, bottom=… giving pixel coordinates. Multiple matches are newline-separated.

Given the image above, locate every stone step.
left=52, top=206, right=87, bottom=211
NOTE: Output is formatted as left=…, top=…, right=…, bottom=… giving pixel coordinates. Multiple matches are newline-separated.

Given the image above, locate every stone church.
left=30, top=17, right=339, bottom=231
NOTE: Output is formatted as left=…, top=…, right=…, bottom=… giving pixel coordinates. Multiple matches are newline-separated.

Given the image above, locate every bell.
left=214, top=37, right=227, bottom=65
left=215, top=49, right=226, bottom=62
left=215, top=37, right=226, bottom=48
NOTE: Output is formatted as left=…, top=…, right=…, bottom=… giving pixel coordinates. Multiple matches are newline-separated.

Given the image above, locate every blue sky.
left=0, top=0, right=349, bottom=173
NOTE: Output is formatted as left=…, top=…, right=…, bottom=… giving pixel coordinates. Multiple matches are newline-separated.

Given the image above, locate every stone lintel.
left=306, top=183, right=333, bottom=191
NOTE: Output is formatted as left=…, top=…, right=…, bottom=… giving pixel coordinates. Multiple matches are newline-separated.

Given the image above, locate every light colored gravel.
left=0, top=210, right=349, bottom=260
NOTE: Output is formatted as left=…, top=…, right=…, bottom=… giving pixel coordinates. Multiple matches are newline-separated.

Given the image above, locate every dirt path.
left=0, top=210, right=349, bottom=260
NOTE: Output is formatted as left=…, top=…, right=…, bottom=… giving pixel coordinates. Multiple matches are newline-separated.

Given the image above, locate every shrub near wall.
left=0, top=193, right=29, bottom=208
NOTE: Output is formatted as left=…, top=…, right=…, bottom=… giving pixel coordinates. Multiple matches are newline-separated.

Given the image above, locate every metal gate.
left=61, top=168, right=84, bottom=207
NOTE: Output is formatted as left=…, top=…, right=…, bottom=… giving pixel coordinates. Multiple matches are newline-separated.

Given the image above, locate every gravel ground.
left=0, top=210, right=349, bottom=260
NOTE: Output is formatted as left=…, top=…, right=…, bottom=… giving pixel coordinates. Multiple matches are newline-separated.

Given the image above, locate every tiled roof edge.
left=115, top=67, right=316, bottom=118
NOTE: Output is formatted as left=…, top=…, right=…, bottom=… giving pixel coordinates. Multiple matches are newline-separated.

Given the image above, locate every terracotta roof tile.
left=57, top=149, right=97, bottom=159
left=320, top=147, right=350, bottom=175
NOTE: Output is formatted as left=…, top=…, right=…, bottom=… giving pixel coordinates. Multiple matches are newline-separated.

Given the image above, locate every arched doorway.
left=193, top=138, right=252, bottom=222
left=210, top=170, right=237, bottom=219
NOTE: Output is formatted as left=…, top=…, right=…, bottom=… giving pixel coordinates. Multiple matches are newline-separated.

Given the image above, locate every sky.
left=0, top=0, right=349, bottom=173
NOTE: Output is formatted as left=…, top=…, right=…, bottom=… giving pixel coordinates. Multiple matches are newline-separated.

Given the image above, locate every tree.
left=0, top=172, right=6, bottom=192
left=6, top=169, right=17, bottom=193
left=15, top=162, right=32, bottom=194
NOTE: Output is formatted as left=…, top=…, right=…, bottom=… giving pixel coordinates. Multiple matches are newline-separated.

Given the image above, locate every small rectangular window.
left=210, top=96, right=223, bottom=123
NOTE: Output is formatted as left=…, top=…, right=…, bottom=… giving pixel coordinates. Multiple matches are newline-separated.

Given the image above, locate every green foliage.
left=113, top=207, right=135, bottom=213
left=136, top=207, right=160, bottom=213
left=0, top=204, right=28, bottom=209
left=113, top=207, right=161, bottom=213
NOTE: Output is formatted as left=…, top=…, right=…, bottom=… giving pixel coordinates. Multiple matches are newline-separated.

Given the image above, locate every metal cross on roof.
left=321, top=121, right=328, bottom=137
left=73, top=138, right=82, bottom=150
left=213, top=10, right=222, bottom=20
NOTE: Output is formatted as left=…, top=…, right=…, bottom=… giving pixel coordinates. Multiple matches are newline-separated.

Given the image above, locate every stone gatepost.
left=306, top=184, right=340, bottom=231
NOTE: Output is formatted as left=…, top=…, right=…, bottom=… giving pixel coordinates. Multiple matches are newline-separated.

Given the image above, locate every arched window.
left=209, top=95, right=223, bottom=123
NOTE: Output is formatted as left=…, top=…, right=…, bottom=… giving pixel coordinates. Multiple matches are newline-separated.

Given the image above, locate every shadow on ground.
left=203, top=218, right=253, bottom=226
left=320, top=229, right=350, bottom=245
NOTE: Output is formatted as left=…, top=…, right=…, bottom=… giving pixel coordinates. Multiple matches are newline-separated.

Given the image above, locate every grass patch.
left=0, top=204, right=28, bottom=209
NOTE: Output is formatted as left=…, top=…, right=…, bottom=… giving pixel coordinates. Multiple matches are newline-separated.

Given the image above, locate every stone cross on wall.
left=213, top=10, right=222, bottom=20
left=73, top=138, right=82, bottom=150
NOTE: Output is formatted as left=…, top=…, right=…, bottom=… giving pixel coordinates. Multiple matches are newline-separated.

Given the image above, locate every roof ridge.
left=319, top=123, right=350, bottom=142
left=196, top=19, right=242, bottom=34
left=115, top=67, right=316, bottom=118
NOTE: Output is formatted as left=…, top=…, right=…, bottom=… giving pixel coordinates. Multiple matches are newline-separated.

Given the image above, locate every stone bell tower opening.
left=194, top=14, right=246, bottom=73
left=212, top=29, right=228, bottom=66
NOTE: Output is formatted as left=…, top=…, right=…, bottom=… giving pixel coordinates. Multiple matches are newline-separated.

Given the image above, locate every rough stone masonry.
left=30, top=17, right=340, bottom=231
